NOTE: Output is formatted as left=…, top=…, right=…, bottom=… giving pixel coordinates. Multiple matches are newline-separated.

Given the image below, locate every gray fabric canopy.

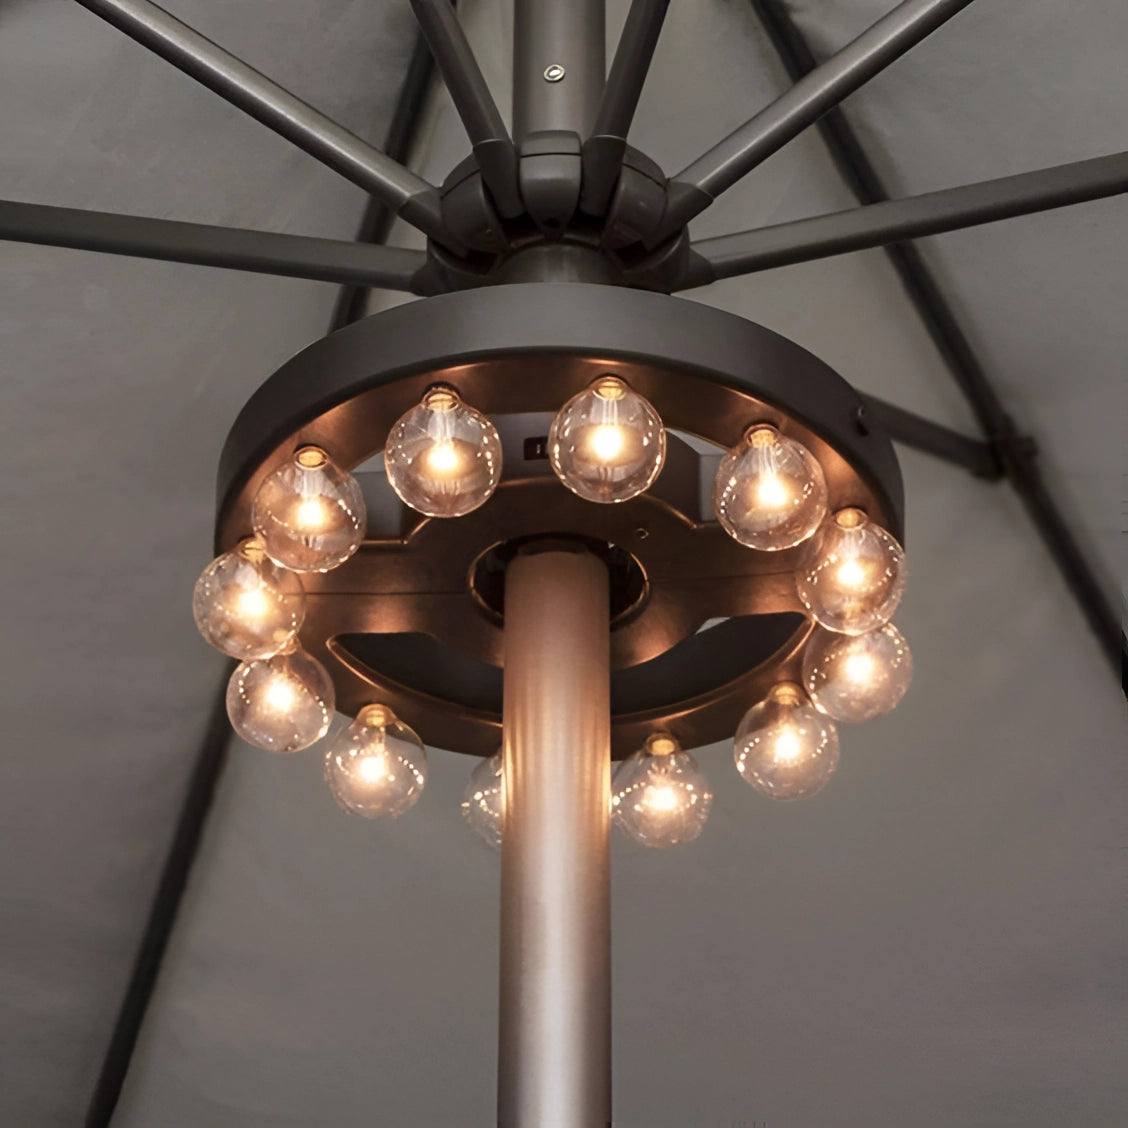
left=2, top=2, right=1125, bottom=1125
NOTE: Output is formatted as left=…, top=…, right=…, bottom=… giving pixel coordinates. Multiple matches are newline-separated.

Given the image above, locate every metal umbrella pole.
left=513, top=0, right=605, bottom=140
left=498, top=7, right=612, bottom=1123
left=499, top=546, right=612, bottom=1127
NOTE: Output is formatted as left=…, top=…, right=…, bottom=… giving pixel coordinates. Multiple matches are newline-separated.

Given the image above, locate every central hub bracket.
left=427, top=136, right=691, bottom=293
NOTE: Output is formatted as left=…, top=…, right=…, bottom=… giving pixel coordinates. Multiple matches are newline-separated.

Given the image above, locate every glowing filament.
left=642, top=783, right=679, bottom=811
left=295, top=497, right=330, bottom=531
left=836, top=559, right=866, bottom=588
left=357, top=753, right=390, bottom=784
left=588, top=424, right=625, bottom=462
left=235, top=588, right=269, bottom=621
left=264, top=678, right=296, bottom=712
left=844, top=653, right=877, bottom=684
left=425, top=441, right=461, bottom=476
left=772, top=728, right=802, bottom=763
left=756, top=474, right=790, bottom=508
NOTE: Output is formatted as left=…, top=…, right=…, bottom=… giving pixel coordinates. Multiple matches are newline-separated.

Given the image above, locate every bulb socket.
left=295, top=446, right=329, bottom=470
left=767, top=681, right=806, bottom=707
left=236, top=537, right=268, bottom=563
left=644, top=734, right=679, bottom=756
left=591, top=375, right=627, bottom=401
left=834, top=507, right=867, bottom=529
left=745, top=423, right=780, bottom=449
left=358, top=703, right=396, bottom=728
left=422, top=384, right=460, bottom=412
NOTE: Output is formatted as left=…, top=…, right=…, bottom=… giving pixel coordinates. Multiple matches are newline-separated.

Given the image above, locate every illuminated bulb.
left=226, top=645, right=335, bottom=753
left=802, top=623, right=913, bottom=722
left=384, top=386, right=502, bottom=517
left=549, top=375, right=666, bottom=503
left=324, top=704, right=427, bottom=818
left=460, top=751, right=505, bottom=848
left=193, top=539, right=305, bottom=660
left=733, top=683, right=839, bottom=800
left=797, top=507, right=907, bottom=634
left=611, top=734, right=713, bottom=848
left=251, top=446, right=366, bottom=573
left=713, top=424, right=828, bottom=550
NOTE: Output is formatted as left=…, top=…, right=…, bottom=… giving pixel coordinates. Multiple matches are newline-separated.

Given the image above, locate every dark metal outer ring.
left=215, top=284, right=904, bottom=756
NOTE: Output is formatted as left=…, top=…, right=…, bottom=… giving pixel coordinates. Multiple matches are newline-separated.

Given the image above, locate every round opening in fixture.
left=468, top=534, right=649, bottom=626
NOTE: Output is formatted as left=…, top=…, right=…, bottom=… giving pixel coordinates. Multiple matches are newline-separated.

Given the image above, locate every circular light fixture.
left=208, top=284, right=905, bottom=760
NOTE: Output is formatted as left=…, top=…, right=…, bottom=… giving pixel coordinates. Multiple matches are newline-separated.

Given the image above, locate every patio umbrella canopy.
left=1, top=1, right=1125, bottom=1125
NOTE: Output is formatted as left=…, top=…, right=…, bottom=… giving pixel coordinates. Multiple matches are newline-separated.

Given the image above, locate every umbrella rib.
left=410, top=0, right=522, bottom=217
left=861, top=396, right=1001, bottom=480
left=83, top=665, right=235, bottom=1128
left=328, top=21, right=442, bottom=329
left=681, top=152, right=1128, bottom=286
left=0, top=199, right=431, bottom=291
left=72, top=0, right=459, bottom=250
left=657, top=0, right=978, bottom=239
left=591, top=0, right=669, bottom=141
left=581, top=0, right=670, bottom=215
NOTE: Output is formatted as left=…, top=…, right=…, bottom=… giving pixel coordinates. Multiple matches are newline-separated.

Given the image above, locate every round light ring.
left=213, top=285, right=903, bottom=756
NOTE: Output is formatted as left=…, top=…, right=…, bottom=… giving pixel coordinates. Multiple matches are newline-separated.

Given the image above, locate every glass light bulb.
left=611, top=734, right=713, bottom=848
left=803, top=623, right=913, bottom=722
left=713, top=424, right=828, bottom=550
left=226, top=645, right=335, bottom=753
left=251, top=446, right=366, bottom=573
left=796, top=507, right=907, bottom=634
left=192, top=539, right=305, bottom=660
left=324, top=704, right=427, bottom=818
left=734, top=683, right=839, bottom=800
left=549, top=375, right=666, bottom=503
left=461, top=751, right=504, bottom=848
left=384, top=386, right=503, bottom=517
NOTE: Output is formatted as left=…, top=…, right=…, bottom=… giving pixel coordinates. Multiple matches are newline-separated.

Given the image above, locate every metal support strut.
left=73, top=0, right=453, bottom=246
left=0, top=199, right=429, bottom=292
left=499, top=547, right=612, bottom=1127
left=659, top=0, right=977, bottom=237
left=682, top=151, right=1128, bottom=285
